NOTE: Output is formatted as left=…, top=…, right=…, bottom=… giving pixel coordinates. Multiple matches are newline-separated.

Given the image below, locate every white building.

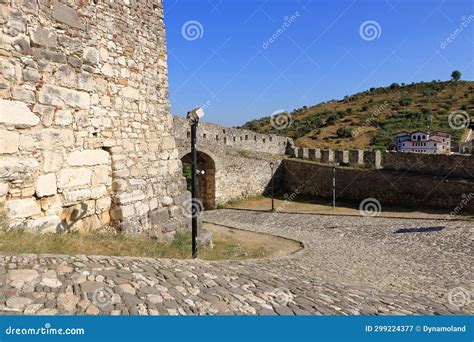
left=394, top=131, right=451, bottom=154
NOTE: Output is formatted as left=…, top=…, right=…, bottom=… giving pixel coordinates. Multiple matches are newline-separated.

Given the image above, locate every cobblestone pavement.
left=0, top=209, right=472, bottom=316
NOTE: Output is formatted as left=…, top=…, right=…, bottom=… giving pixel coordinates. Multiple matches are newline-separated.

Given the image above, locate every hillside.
left=240, top=80, right=474, bottom=150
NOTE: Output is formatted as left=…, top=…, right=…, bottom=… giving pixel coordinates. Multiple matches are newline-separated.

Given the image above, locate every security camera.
left=186, top=107, right=205, bottom=124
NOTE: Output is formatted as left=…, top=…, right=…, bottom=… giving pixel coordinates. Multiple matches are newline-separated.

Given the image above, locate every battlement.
left=173, top=116, right=293, bottom=156
left=292, top=147, right=474, bottom=179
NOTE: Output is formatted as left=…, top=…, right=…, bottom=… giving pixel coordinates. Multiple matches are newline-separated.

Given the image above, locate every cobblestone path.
left=0, top=210, right=472, bottom=315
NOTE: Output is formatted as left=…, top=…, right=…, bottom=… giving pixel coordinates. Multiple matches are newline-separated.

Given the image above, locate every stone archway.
left=181, top=151, right=216, bottom=210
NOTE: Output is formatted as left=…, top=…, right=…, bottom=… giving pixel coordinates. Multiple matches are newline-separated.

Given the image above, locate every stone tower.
left=0, top=0, right=189, bottom=239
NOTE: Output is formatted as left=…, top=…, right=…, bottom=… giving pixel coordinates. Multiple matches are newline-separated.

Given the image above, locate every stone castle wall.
left=173, top=116, right=292, bottom=206
left=173, top=116, right=292, bottom=155
left=282, top=159, right=474, bottom=213
left=292, top=147, right=473, bottom=179
left=0, top=0, right=188, bottom=238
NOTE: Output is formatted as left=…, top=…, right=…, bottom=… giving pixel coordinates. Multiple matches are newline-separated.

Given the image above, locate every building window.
left=203, top=133, right=207, bottom=139
left=216, top=135, right=219, bottom=141
left=245, top=135, right=248, bottom=140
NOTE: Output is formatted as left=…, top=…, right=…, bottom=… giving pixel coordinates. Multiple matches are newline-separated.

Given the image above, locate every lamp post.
left=186, top=107, right=204, bottom=259
left=270, top=162, right=275, bottom=212
left=332, top=162, right=339, bottom=210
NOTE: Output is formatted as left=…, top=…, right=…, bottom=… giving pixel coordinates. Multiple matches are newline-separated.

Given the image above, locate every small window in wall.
left=263, top=138, right=266, bottom=143
left=216, top=135, right=219, bottom=141
left=269, top=137, right=273, bottom=142
left=224, top=137, right=227, bottom=144
left=254, top=136, right=257, bottom=141
left=187, top=131, right=190, bottom=138
left=223, top=129, right=226, bottom=134
left=245, top=135, right=248, bottom=140
left=203, top=133, right=207, bottom=139
left=240, top=136, right=243, bottom=141
left=233, top=137, right=236, bottom=142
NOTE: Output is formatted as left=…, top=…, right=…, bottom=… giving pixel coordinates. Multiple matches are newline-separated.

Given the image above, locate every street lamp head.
left=186, top=107, right=205, bottom=125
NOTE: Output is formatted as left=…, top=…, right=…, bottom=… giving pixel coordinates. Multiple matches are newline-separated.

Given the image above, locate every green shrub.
left=336, top=127, right=353, bottom=138
left=390, top=83, right=400, bottom=89
left=399, top=97, right=413, bottom=106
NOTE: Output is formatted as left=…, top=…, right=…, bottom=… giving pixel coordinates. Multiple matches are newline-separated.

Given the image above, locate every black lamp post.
left=186, top=107, right=204, bottom=259
left=270, top=162, right=275, bottom=212
left=332, top=162, right=339, bottom=210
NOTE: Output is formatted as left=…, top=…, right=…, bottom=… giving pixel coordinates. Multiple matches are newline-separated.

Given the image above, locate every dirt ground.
left=204, top=223, right=303, bottom=259
left=224, top=197, right=474, bottom=220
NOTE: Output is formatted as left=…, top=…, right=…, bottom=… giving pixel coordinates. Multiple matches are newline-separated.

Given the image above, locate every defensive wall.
left=0, top=0, right=189, bottom=239
left=292, top=147, right=473, bottom=179
left=173, top=116, right=293, bottom=207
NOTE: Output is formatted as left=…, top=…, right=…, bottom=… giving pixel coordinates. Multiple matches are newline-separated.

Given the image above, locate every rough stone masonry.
left=0, top=0, right=190, bottom=238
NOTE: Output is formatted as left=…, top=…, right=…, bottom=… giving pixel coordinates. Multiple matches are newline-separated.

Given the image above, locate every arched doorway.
left=181, top=151, right=216, bottom=210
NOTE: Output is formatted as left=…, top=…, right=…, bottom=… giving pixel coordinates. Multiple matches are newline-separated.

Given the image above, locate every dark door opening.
left=181, top=151, right=216, bottom=210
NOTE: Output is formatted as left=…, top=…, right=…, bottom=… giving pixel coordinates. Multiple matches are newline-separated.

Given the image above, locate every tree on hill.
left=451, top=70, right=461, bottom=82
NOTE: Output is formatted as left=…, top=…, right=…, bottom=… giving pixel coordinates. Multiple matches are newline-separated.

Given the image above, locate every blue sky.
left=164, top=0, right=474, bottom=126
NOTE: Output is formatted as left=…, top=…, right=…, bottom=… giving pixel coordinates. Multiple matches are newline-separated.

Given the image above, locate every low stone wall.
left=282, top=159, right=474, bottom=213
left=292, top=147, right=474, bottom=179
left=383, top=152, right=474, bottom=179
left=213, top=151, right=283, bottom=206
left=293, top=147, right=382, bottom=168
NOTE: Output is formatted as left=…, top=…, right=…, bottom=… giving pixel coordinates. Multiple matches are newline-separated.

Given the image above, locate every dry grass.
left=241, top=80, right=474, bottom=150
left=0, top=224, right=301, bottom=260
left=0, top=202, right=6, bottom=230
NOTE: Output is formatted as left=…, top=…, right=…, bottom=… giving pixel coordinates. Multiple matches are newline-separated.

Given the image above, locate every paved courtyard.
left=0, top=209, right=472, bottom=315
